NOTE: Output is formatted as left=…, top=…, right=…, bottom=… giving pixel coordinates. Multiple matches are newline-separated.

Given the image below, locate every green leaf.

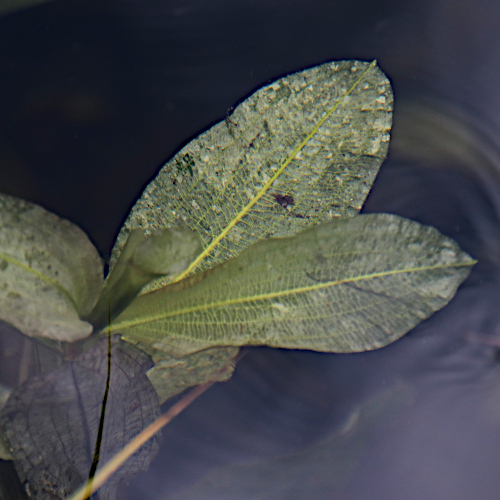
left=110, top=213, right=475, bottom=357
left=87, top=227, right=202, bottom=329
left=126, top=342, right=238, bottom=404
left=0, top=194, right=103, bottom=342
left=110, top=60, right=393, bottom=292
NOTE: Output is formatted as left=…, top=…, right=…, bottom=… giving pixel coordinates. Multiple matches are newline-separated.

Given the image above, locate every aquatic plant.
left=0, top=60, right=475, bottom=499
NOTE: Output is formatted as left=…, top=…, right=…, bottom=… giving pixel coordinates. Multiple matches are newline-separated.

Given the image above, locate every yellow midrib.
left=173, top=60, right=379, bottom=283
left=110, top=259, right=474, bottom=331
left=0, top=251, right=77, bottom=310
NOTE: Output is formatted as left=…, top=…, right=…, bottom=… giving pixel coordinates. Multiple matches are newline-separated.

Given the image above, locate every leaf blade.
left=0, top=194, right=103, bottom=341
left=127, top=343, right=238, bottom=404
left=111, top=60, right=393, bottom=291
left=111, top=214, right=475, bottom=357
left=175, top=59, right=385, bottom=280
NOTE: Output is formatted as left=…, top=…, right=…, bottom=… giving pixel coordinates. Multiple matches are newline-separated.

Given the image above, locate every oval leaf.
left=0, top=194, right=103, bottom=342
left=111, top=60, right=393, bottom=291
left=110, top=214, right=475, bottom=357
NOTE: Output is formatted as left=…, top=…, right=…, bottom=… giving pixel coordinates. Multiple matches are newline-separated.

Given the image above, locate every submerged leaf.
left=111, top=214, right=475, bottom=357
left=0, top=194, right=103, bottom=342
left=88, top=227, right=201, bottom=329
left=129, top=343, right=238, bottom=404
left=111, top=60, right=393, bottom=291
left=0, top=336, right=160, bottom=500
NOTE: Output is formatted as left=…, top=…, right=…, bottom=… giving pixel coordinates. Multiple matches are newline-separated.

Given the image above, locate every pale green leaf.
left=110, top=214, right=475, bottom=357
left=126, top=341, right=238, bottom=404
left=87, top=227, right=201, bottom=329
left=0, top=194, right=103, bottom=342
left=111, top=60, right=393, bottom=292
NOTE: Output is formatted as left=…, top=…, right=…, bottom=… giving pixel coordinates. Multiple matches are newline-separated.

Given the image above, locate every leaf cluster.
left=0, top=60, right=475, bottom=499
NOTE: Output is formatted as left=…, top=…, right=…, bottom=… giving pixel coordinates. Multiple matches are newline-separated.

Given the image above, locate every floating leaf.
left=111, top=60, right=393, bottom=292
left=88, top=227, right=202, bottom=329
left=173, top=382, right=413, bottom=500
left=0, top=194, right=103, bottom=342
left=110, top=214, right=475, bottom=357
left=1, top=336, right=160, bottom=500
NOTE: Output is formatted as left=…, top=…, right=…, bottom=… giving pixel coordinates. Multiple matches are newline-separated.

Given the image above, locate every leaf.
left=145, top=346, right=237, bottom=405
left=87, top=227, right=202, bottom=330
left=172, top=382, right=413, bottom=500
left=110, top=60, right=393, bottom=292
left=0, top=194, right=103, bottom=342
left=87, top=227, right=210, bottom=405
left=110, top=214, right=475, bottom=357
left=0, top=336, right=160, bottom=500
left=127, top=342, right=239, bottom=404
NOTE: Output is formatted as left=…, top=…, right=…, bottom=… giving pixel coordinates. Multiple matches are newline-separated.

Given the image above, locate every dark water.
left=2, top=1, right=500, bottom=499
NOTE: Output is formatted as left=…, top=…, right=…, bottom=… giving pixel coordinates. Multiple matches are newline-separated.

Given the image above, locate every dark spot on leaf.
left=272, top=193, right=295, bottom=208
left=175, top=153, right=195, bottom=177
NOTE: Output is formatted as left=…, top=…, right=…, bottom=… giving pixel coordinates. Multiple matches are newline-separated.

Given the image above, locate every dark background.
left=2, top=1, right=500, bottom=499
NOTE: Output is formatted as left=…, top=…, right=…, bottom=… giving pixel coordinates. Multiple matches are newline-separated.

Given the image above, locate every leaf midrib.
left=111, top=259, right=474, bottom=331
left=173, top=60, right=379, bottom=282
left=0, top=251, right=77, bottom=310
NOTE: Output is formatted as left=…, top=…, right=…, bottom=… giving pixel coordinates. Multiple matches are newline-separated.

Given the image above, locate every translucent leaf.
left=172, top=382, right=413, bottom=500
left=110, top=213, right=476, bottom=357
left=1, top=336, right=160, bottom=500
left=111, top=60, right=393, bottom=292
left=88, top=227, right=201, bottom=330
left=0, top=194, right=103, bottom=342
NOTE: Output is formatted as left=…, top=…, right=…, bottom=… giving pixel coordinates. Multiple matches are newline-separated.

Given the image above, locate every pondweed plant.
left=0, top=60, right=475, bottom=499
